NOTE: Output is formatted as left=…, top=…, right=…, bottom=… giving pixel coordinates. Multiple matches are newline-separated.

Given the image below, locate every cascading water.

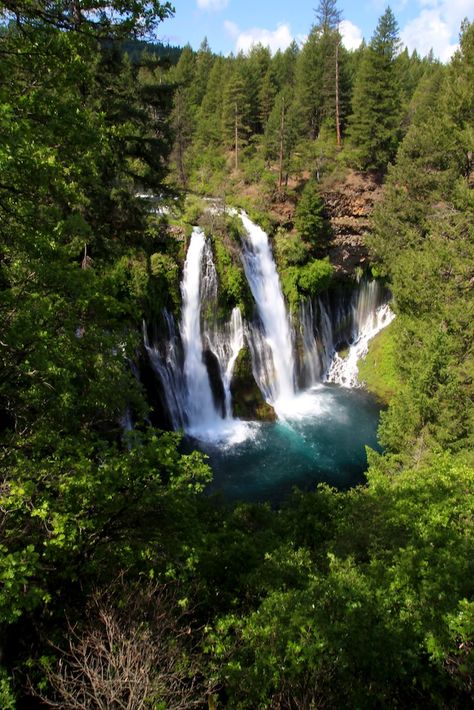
left=326, top=301, right=395, bottom=387
left=143, top=210, right=396, bottom=500
left=180, top=227, right=226, bottom=437
left=144, top=311, right=186, bottom=430
left=297, top=279, right=395, bottom=389
left=239, top=212, right=296, bottom=409
left=204, top=307, right=244, bottom=418
left=145, top=213, right=394, bottom=465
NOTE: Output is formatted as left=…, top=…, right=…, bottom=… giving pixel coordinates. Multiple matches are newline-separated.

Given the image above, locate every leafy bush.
left=274, top=228, right=309, bottom=268
left=298, top=258, right=333, bottom=296
left=280, top=259, right=333, bottom=311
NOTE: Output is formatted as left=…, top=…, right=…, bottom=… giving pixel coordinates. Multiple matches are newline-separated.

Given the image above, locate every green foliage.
left=207, top=454, right=474, bottom=707
left=2, top=4, right=473, bottom=709
left=280, top=259, right=333, bottom=311
left=357, top=320, right=401, bottom=402
left=297, top=258, right=333, bottom=295
left=368, top=21, right=474, bottom=456
left=274, top=228, right=309, bottom=267
left=0, top=669, right=15, bottom=710
left=294, top=180, right=331, bottom=252
left=347, top=7, right=402, bottom=171
left=0, top=431, right=211, bottom=625
left=212, top=230, right=252, bottom=318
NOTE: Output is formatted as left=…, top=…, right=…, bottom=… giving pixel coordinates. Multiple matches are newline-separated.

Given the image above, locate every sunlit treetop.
left=0, top=0, right=175, bottom=39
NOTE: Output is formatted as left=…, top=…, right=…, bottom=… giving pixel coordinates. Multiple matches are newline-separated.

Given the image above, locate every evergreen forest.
left=0, top=0, right=473, bottom=707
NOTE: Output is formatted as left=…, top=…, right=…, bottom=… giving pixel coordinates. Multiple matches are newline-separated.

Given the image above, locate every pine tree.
left=170, top=45, right=196, bottom=185
left=293, top=0, right=348, bottom=143
left=194, top=56, right=228, bottom=149
left=264, top=89, right=298, bottom=187
left=221, top=67, right=251, bottom=170
left=191, top=37, right=214, bottom=107
left=347, top=6, right=402, bottom=170
left=315, top=0, right=343, bottom=146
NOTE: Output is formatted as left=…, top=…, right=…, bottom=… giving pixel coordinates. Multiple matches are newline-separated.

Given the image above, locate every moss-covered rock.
left=230, top=346, right=276, bottom=421
left=196, top=210, right=254, bottom=320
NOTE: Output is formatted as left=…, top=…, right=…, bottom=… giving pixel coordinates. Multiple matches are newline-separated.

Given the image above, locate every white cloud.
left=400, top=0, right=472, bottom=61
left=401, top=9, right=458, bottom=61
left=225, top=22, right=294, bottom=54
left=224, top=20, right=239, bottom=38
left=197, top=0, right=228, bottom=11
left=339, top=20, right=363, bottom=50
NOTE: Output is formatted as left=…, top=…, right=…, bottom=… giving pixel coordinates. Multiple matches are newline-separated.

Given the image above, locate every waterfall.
left=204, top=307, right=244, bottom=418
left=326, top=301, right=395, bottom=387
left=298, top=280, right=395, bottom=389
left=239, top=212, right=296, bottom=407
left=144, top=311, right=186, bottom=430
left=180, top=227, right=225, bottom=436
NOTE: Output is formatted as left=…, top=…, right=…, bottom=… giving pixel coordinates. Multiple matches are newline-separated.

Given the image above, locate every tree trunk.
left=335, top=39, right=341, bottom=148
left=278, top=98, right=285, bottom=188
left=234, top=103, right=239, bottom=171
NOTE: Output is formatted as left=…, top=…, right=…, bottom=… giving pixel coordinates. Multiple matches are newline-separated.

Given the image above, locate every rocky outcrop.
left=321, top=170, right=383, bottom=275
left=230, top=346, right=276, bottom=422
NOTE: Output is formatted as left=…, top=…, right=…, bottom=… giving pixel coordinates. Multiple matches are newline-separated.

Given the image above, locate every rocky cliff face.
left=321, top=170, right=383, bottom=275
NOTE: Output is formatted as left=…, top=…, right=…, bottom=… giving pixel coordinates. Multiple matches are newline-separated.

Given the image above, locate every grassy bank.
left=358, top=321, right=401, bottom=403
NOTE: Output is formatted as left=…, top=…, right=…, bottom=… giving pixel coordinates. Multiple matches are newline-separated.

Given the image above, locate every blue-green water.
left=189, top=384, right=381, bottom=504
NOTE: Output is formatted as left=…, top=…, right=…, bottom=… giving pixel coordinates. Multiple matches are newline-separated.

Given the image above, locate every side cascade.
left=298, top=279, right=395, bottom=389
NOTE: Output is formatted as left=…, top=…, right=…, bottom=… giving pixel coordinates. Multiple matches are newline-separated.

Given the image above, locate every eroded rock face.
left=321, top=170, right=383, bottom=275
left=230, top=346, right=276, bottom=422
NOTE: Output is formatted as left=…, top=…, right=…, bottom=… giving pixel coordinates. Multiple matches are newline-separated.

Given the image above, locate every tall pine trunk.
left=335, top=40, right=341, bottom=147
left=234, top=103, right=239, bottom=171
left=278, top=98, right=285, bottom=188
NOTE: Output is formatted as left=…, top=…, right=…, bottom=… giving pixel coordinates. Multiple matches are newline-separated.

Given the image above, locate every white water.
left=180, top=228, right=223, bottom=437
left=326, top=302, right=395, bottom=387
left=179, top=228, right=249, bottom=444
left=240, top=212, right=296, bottom=411
left=144, top=312, right=186, bottom=430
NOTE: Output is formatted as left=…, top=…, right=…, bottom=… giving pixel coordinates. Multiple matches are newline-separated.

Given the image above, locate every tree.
left=0, top=0, right=174, bottom=38
left=221, top=67, right=251, bottom=170
left=293, top=1, right=348, bottom=144
left=264, top=89, right=298, bottom=187
left=315, top=0, right=343, bottom=145
left=347, top=6, right=402, bottom=170
left=294, top=180, right=330, bottom=252
left=170, top=46, right=196, bottom=186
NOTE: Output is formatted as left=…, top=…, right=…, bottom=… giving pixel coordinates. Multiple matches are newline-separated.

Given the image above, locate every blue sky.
left=157, top=0, right=473, bottom=62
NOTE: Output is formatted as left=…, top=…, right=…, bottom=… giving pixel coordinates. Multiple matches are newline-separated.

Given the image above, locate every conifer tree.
left=294, top=0, right=348, bottom=143
left=194, top=56, right=228, bottom=149
left=170, top=45, right=196, bottom=185
left=348, top=6, right=402, bottom=170
left=315, top=0, right=343, bottom=145
left=221, top=67, right=251, bottom=170
left=191, top=37, right=214, bottom=107
left=264, top=89, right=298, bottom=187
